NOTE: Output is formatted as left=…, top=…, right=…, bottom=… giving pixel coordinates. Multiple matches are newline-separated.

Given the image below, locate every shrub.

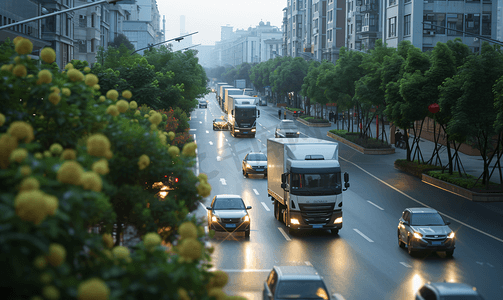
left=330, top=129, right=391, bottom=148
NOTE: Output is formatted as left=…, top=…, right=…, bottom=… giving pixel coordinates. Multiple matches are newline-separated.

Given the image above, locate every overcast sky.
left=157, top=0, right=286, bottom=46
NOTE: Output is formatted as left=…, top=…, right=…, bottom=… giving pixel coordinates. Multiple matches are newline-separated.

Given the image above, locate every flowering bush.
left=0, top=38, right=235, bottom=300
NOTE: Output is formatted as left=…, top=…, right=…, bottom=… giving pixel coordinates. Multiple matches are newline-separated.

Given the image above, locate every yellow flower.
left=102, top=233, right=114, bottom=249
left=150, top=124, right=157, bottom=131
left=61, top=88, right=71, bottom=97
left=77, top=278, right=110, bottom=300
left=149, top=112, right=162, bottom=126
left=64, top=63, right=74, bottom=70
left=106, top=89, right=119, bottom=101
left=116, top=100, right=129, bottom=113
left=198, top=173, right=208, bottom=183
left=84, top=74, right=99, bottom=87
left=159, top=133, right=167, bottom=145
left=143, top=232, right=161, bottom=251
left=20, top=165, right=32, bottom=176
left=144, top=114, right=149, bottom=118
left=84, top=66, right=91, bottom=73
left=10, top=148, right=28, bottom=163
left=14, top=190, right=49, bottom=225
left=15, top=38, right=33, bottom=55
left=43, top=150, right=52, bottom=158
left=122, top=90, right=132, bottom=99
left=93, top=84, right=100, bottom=90
left=46, top=243, right=66, bottom=267
left=197, top=182, right=211, bottom=197
left=178, top=238, right=202, bottom=261
left=37, top=69, right=52, bottom=84
left=40, top=272, right=52, bottom=284
left=91, top=159, right=109, bottom=175
left=129, top=101, right=138, bottom=110
left=0, top=113, right=5, bottom=126
left=1, top=64, right=13, bottom=72
left=48, top=92, right=61, bottom=105
left=50, top=143, right=63, bottom=155
left=50, top=86, right=60, bottom=94
left=99, top=95, right=106, bottom=102
left=138, top=154, right=150, bottom=170
left=81, top=171, right=102, bottom=192
left=105, top=150, right=113, bottom=159
left=87, top=134, right=111, bottom=157
left=19, top=177, right=40, bottom=191
left=0, top=134, right=18, bottom=168
left=13, top=36, right=24, bottom=45
left=178, top=288, right=190, bottom=300
left=34, top=152, right=43, bottom=160
left=106, top=105, right=119, bottom=117
left=40, top=47, right=56, bottom=64
left=149, top=110, right=156, bottom=116
left=44, top=194, right=58, bottom=216
left=33, top=255, right=47, bottom=269
left=42, top=285, right=60, bottom=300
left=60, top=149, right=77, bottom=160
left=208, top=288, right=227, bottom=300
left=209, top=270, right=229, bottom=289
left=8, top=121, right=34, bottom=143
left=179, top=222, right=198, bottom=240
left=134, top=110, right=141, bottom=116
left=182, top=142, right=197, bottom=157
left=57, top=160, right=84, bottom=185
left=168, top=131, right=175, bottom=141
left=168, top=146, right=179, bottom=157
left=67, top=69, right=84, bottom=82
left=112, top=246, right=130, bottom=260
left=13, top=64, right=27, bottom=77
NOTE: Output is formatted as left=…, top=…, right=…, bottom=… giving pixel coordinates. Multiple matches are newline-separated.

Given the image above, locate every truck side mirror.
left=281, top=173, right=286, bottom=184
left=231, top=110, right=234, bottom=115
left=257, top=110, right=260, bottom=118
left=344, top=172, right=349, bottom=183
left=281, top=183, right=287, bottom=189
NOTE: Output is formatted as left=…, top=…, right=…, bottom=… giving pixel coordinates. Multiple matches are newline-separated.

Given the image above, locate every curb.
left=421, top=174, right=503, bottom=202
left=327, top=132, right=395, bottom=155
left=296, top=117, right=332, bottom=127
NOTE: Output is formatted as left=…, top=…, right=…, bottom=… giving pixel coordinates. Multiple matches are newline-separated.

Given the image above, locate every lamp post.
left=176, top=43, right=201, bottom=53
left=131, top=32, right=198, bottom=55
left=0, top=0, right=122, bottom=31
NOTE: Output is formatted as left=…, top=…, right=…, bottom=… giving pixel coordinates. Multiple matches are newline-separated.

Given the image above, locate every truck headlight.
left=447, top=231, right=455, bottom=239
left=413, top=232, right=423, bottom=239
left=235, top=129, right=240, bottom=132
left=251, top=129, right=256, bottom=132
left=334, top=217, right=343, bottom=224
left=290, top=218, right=300, bottom=225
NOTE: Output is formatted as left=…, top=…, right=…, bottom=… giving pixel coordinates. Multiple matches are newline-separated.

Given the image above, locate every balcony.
left=360, top=4, right=377, bottom=13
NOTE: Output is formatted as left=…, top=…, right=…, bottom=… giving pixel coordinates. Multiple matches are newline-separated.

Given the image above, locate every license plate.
left=431, top=241, right=442, bottom=245
left=312, top=225, right=323, bottom=229
left=243, top=131, right=248, bottom=134
left=256, top=169, right=264, bottom=172
left=225, top=224, right=236, bottom=228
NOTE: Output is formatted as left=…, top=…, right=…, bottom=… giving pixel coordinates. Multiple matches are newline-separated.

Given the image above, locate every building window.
left=388, top=17, right=396, bottom=37
left=447, top=14, right=463, bottom=36
left=79, top=15, right=87, bottom=27
left=389, top=0, right=396, bottom=6
left=423, top=13, right=446, bottom=35
left=79, top=40, right=87, bottom=53
left=404, top=14, right=411, bottom=36
left=465, top=13, right=480, bottom=35
left=482, top=14, right=491, bottom=35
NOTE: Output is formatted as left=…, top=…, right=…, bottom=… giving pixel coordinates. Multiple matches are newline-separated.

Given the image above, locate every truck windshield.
left=235, top=107, right=256, bottom=118
left=290, top=173, right=342, bottom=195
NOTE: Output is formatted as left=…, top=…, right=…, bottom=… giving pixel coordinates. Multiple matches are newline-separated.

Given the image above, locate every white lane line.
left=400, top=262, right=412, bottom=268
left=206, top=130, right=209, bottom=133
left=278, top=227, right=292, bottom=241
left=340, top=156, right=503, bottom=243
left=257, top=139, right=262, bottom=143
left=304, top=261, right=313, bottom=266
left=199, top=202, right=207, bottom=211
left=367, top=200, right=384, bottom=211
left=253, top=188, right=259, bottom=195
left=353, top=228, right=374, bottom=243
left=189, top=129, right=197, bottom=131
left=209, top=141, right=213, bottom=145
left=262, top=144, right=266, bottom=147
left=261, top=202, right=270, bottom=211
left=208, top=269, right=271, bottom=273
left=199, top=121, right=202, bottom=124
left=225, top=139, right=228, bottom=142
left=232, top=152, right=236, bottom=156
left=219, top=178, right=227, bottom=185
left=332, top=294, right=346, bottom=300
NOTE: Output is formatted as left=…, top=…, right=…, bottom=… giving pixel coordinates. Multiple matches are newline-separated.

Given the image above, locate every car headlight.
left=235, top=129, right=240, bottom=132
left=334, top=217, right=343, bottom=224
left=413, top=232, right=423, bottom=239
left=290, top=218, right=300, bottom=225
left=251, top=129, right=256, bottom=132
left=297, top=132, right=300, bottom=135
left=245, top=163, right=251, bottom=169
left=447, top=231, right=455, bottom=239
left=211, top=215, right=218, bottom=222
left=242, top=215, right=250, bottom=222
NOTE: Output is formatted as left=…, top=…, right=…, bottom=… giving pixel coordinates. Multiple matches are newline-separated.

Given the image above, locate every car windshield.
left=411, top=213, right=445, bottom=226
left=279, top=123, right=298, bottom=130
left=213, top=198, right=246, bottom=210
left=247, top=154, right=267, bottom=161
left=276, top=280, right=329, bottom=300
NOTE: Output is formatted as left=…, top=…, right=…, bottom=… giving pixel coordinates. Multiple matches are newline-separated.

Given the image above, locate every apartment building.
left=74, top=0, right=108, bottom=63
left=346, top=0, right=381, bottom=52
left=120, top=0, right=163, bottom=53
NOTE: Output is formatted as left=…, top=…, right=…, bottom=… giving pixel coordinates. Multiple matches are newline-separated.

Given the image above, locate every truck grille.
left=298, top=203, right=335, bottom=225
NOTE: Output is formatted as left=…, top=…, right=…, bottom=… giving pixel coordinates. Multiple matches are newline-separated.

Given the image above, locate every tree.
left=109, top=33, right=135, bottom=51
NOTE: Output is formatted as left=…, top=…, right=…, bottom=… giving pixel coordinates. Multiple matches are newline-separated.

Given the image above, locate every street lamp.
left=131, top=32, right=198, bottom=54
left=0, top=0, right=122, bottom=31
left=176, top=44, right=201, bottom=52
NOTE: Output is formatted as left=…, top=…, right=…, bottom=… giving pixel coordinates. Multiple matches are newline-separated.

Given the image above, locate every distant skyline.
left=157, top=0, right=285, bottom=46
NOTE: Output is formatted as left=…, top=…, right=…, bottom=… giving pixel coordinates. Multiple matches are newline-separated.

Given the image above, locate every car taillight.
left=175, top=178, right=179, bottom=183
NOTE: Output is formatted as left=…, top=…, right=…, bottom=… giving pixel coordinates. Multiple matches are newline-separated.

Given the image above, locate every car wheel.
left=331, top=229, right=339, bottom=235
left=398, top=231, right=405, bottom=248
left=245, top=230, right=250, bottom=238
left=446, top=250, right=454, bottom=258
left=264, top=173, right=267, bottom=179
left=244, top=172, right=248, bottom=178
left=407, top=238, right=416, bottom=256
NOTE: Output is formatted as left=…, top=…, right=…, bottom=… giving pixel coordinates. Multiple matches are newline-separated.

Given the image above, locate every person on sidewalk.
left=278, top=108, right=282, bottom=119
left=395, top=129, right=405, bottom=149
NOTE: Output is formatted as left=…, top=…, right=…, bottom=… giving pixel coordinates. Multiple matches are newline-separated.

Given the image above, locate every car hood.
left=214, top=210, right=248, bottom=218
left=246, top=160, right=267, bottom=166
left=411, top=225, right=451, bottom=235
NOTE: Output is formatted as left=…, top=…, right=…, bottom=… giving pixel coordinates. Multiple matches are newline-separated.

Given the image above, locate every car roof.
left=426, top=282, right=480, bottom=296
left=246, top=152, right=266, bottom=156
left=274, top=266, right=323, bottom=281
left=406, top=207, right=439, bottom=214
left=215, top=194, right=242, bottom=199
left=280, top=120, right=294, bottom=123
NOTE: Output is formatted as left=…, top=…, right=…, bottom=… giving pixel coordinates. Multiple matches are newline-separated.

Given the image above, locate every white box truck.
left=267, top=138, right=349, bottom=234
left=220, top=85, right=236, bottom=112
left=228, top=95, right=260, bottom=138
left=216, top=83, right=230, bottom=108
left=224, top=88, right=245, bottom=113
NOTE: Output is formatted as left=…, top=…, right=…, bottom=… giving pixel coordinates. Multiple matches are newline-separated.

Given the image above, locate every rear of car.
left=263, top=266, right=330, bottom=300
left=415, top=282, right=485, bottom=300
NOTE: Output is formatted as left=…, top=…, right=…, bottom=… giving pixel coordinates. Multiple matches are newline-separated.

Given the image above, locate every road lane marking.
left=208, top=268, right=271, bottom=272
left=400, top=262, right=412, bottom=268
left=340, top=156, right=503, bottom=244
left=253, top=189, right=259, bottom=195
left=219, top=178, right=227, bottom=185
left=206, top=130, right=209, bottom=133
left=332, top=294, right=346, bottom=300
left=353, top=228, right=374, bottom=242
left=261, top=202, right=270, bottom=211
left=225, top=139, right=228, bottom=142
left=199, top=121, right=202, bottom=124
left=278, top=227, right=292, bottom=241
left=367, top=200, right=384, bottom=211
left=216, top=156, right=222, bottom=161
left=199, top=202, right=207, bottom=211
left=209, top=141, right=213, bottom=145
left=304, top=261, right=313, bottom=266
left=189, top=129, right=196, bottom=131
left=263, top=144, right=266, bottom=147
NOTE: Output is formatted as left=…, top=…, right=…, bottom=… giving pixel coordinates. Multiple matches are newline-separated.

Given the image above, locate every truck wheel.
left=245, top=230, right=250, bottom=238
left=398, top=231, right=405, bottom=248
left=274, top=201, right=283, bottom=222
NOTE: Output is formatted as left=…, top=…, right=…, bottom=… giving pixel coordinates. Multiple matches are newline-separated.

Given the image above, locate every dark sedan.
left=207, top=195, right=251, bottom=238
